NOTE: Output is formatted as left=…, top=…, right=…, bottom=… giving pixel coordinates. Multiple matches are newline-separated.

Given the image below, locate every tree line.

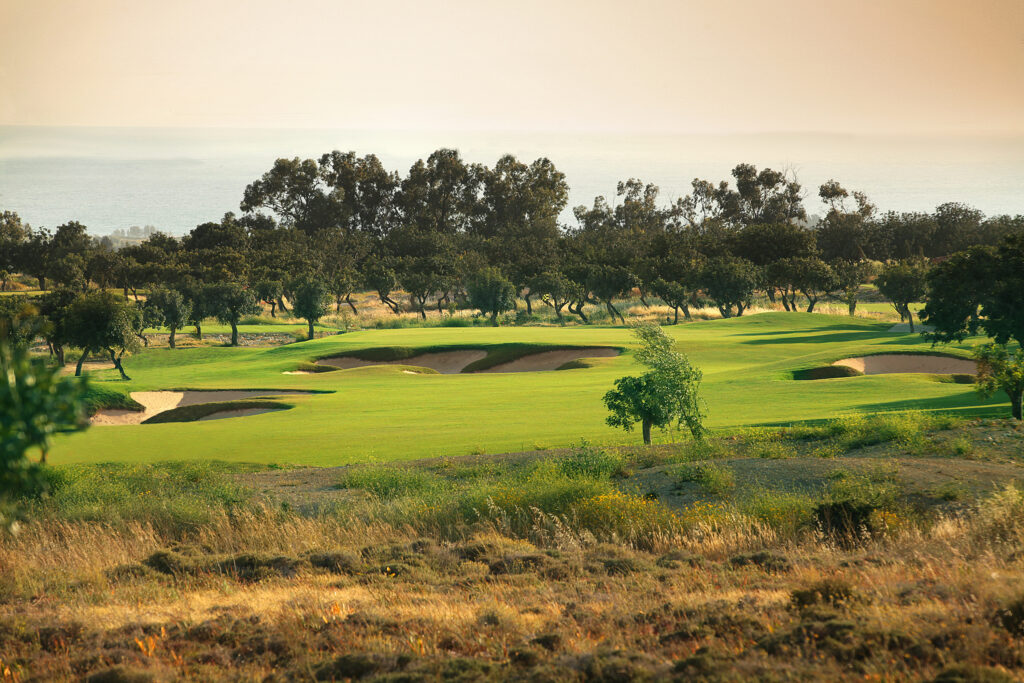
left=0, top=150, right=1021, bottom=379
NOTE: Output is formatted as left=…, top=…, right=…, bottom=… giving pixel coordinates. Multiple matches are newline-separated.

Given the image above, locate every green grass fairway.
left=50, top=312, right=1003, bottom=467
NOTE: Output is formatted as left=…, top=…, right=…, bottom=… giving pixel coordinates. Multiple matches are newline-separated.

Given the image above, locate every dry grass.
left=4, top=487, right=1024, bottom=681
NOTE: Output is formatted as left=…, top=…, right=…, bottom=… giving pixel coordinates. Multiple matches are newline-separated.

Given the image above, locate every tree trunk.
left=806, top=295, right=817, bottom=313
left=736, top=303, right=746, bottom=317
left=524, top=293, right=533, bottom=315
left=194, top=322, right=203, bottom=339
left=307, top=319, right=315, bottom=340
left=781, top=297, right=791, bottom=312
left=109, top=349, right=130, bottom=381
left=230, top=321, right=239, bottom=346
left=75, top=350, right=88, bottom=376
left=673, top=306, right=679, bottom=325
left=848, top=300, right=857, bottom=316
left=1010, top=388, right=1023, bottom=421
left=642, top=420, right=652, bottom=445
left=907, top=309, right=915, bottom=333
left=277, top=296, right=289, bottom=313
left=346, top=294, right=358, bottom=315
left=681, top=304, right=691, bottom=321
left=490, top=311, right=499, bottom=326
left=718, top=306, right=731, bottom=319
left=37, top=276, right=46, bottom=290
left=606, top=301, right=624, bottom=323
left=55, top=344, right=65, bottom=366
left=269, top=300, right=277, bottom=317
left=169, top=327, right=176, bottom=349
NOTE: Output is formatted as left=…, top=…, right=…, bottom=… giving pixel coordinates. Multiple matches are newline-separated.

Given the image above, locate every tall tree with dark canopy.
left=206, top=282, right=260, bottom=346
left=292, top=277, right=330, bottom=340
left=876, top=260, right=929, bottom=332
left=64, top=291, right=141, bottom=379
left=467, top=267, right=516, bottom=326
left=699, top=257, right=759, bottom=318
left=922, top=235, right=1024, bottom=419
left=145, top=288, right=191, bottom=349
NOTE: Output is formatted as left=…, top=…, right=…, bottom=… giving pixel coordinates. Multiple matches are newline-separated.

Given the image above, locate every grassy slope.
left=50, top=312, right=1001, bottom=467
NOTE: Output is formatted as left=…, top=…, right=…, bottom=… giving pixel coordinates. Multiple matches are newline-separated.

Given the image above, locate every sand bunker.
left=833, top=355, right=976, bottom=375
left=91, top=389, right=310, bottom=426
left=479, top=348, right=621, bottom=373
left=318, top=350, right=487, bottom=374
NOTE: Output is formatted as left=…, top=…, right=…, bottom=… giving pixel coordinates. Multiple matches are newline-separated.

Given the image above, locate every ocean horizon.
left=2, top=125, right=1022, bottom=235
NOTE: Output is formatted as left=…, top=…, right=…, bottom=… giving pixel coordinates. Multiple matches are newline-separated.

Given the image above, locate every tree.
left=831, top=259, right=875, bottom=316
left=604, top=324, right=705, bottom=445
left=973, top=344, right=1024, bottom=421
left=64, top=292, right=141, bottom=379
left=206, top=283, right=260, bottom=346
left=921, top=234, right=1024, bottom=420
left=145, top=288, right=191, bottom=348
left=467, top=267, right=516, bottom=326
left=253, top=279, right=285, bottom=317
left=876, top=260, right=929, bottom=332
left=291, top=277, right=330, bottom=340
left=530, top=270, right=575, bottom=321
left=699, top=257, right=759, bottom=318
left=786, top=257, right=837, bottom=313
left=0, top=329, right=86, bottom=519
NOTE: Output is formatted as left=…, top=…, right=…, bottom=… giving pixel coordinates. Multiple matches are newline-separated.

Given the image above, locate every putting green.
left=50, top=312, right=1001, bottom=467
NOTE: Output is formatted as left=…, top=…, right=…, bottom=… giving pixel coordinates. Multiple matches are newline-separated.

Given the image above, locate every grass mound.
left=141, top=400, right=291, bottom=424
left=793, top=365, right=864, bottom=380
left=80, top=385, right=144, bottom=415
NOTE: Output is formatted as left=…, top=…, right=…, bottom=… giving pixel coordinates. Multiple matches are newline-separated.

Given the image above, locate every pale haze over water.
left=1, top=126, right=1022, bottom=235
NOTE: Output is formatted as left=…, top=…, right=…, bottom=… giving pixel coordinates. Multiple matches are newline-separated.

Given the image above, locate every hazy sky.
left=1, top=0, right=1022, bottom=134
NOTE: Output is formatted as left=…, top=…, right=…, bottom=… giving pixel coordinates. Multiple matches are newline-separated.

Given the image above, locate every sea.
left=1, top=126, right=1022, bottom=235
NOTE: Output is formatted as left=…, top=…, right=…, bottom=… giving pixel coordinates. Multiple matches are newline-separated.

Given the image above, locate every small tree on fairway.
left=467, top=267, right=516, bottom=326
left=207, top=282, right=260, bottom=346
left=145, top=287, right=191, bottom=349
left=292, top=277, right=330, bottom=340
left=604, top=324, right=705, bottom=445
left=64, top=292, right=141, bottom=379
left=876, top=259, right=928, bottom=332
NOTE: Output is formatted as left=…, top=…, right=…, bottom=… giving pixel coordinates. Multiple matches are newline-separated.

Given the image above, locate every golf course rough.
left=53, top=312, right=1002, bottom=467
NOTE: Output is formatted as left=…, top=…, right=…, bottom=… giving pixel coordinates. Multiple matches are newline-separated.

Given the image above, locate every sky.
left=1, top=0, right=1023, bottom=134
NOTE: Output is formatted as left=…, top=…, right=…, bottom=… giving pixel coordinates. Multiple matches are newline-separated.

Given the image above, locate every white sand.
left=479, top=348, right=620, bottom=373
left=317, top=350, right=487, bottom=374
left=833, top=355, right=976, bottom=375
left=91, top=389, right=309, bottom=426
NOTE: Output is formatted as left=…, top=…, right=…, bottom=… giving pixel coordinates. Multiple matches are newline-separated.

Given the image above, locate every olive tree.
left=467, top=267, right=516, bottom=326
left=291, top=277, right=330, bottom=340
left=876, top=260, right=929, bottom=332
left=145, top=287, right=191, bottom=348
left=699, top=257, right=759, bottom=318
left=64, top=291, right=141, bottom=379
left=922, top=234, right=1024, bottom=419
left=604, top=324, right=705, bottom=445
left=207, top=283, right=260, bottom=346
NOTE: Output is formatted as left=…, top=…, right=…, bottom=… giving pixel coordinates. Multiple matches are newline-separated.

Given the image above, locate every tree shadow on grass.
left=729, top=322, right=891, bottom=338
left=739, top=330, right=893, bottom=345
left=851, top=389, right=1005, bottom=415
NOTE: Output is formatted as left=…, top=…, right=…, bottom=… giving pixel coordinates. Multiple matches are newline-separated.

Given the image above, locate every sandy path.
left=479, top=348, right=620, bottom=373
left=833, top=354, right=976, bottom=375
left=91, top=390, right=310, bottom=426
left=317, top=350, right=486, bottom=374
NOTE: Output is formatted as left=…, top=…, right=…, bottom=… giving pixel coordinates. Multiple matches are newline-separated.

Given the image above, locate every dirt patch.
left=317, top=350, right=486, bottom=374
left=477, top=348, right=620, bottom=373
left=91, top=390, right=310, bottom=426
left=833, top=354, right=976, bottom=375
